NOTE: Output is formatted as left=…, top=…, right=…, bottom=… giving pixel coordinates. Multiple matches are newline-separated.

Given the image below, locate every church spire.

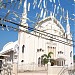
left=20, top=0, right=28, bottom=30
left=18, top=0, right=28, bottom=65
left=66, top=10, right=71, bottom=39
left=66, top=10, right=69, bottom=25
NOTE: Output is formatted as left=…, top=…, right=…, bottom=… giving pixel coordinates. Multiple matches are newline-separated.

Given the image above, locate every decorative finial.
left=66, top=10, right=69, bottom=25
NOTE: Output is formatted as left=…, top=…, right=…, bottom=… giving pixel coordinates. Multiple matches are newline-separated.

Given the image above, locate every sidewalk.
left=18, top=72, right=47, bottom=75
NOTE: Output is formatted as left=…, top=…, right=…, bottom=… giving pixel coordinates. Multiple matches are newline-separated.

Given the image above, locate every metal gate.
left=0, top=63, right=13, bottom=75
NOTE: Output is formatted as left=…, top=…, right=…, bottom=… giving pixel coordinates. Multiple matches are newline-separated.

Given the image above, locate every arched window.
left=38, top=57, right=41, bottom=66
left=22, top=45, right=25, bottom=53
left=41, top=56, right=44, bottom=65
left=70, top=51, right=72, bottom=57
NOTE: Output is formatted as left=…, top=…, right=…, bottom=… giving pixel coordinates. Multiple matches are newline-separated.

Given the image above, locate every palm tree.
left=41, top=52, right=53, bottom=66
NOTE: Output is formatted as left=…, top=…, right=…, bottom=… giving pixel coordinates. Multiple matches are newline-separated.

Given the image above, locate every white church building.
left=0, top=0, right=73, bottom=73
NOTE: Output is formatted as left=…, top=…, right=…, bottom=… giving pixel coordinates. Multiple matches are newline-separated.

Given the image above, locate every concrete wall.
left=18, top=64, right=47, bottom=72
left=18, top=72, right=47, bottom=75
left=13, top=63, right=75, bottom=75
left=48, top=65, right=69, bottom=75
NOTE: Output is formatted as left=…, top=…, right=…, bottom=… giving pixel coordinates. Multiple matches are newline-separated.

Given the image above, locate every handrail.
left=58, top=66, right=65, bottom=75
left=60, top=67, right=68, bottom=75
left=58, top=65, right=68, bottom=75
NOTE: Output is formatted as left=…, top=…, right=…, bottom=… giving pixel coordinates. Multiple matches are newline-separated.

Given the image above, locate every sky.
left=0, top=0, right=75, bottom=53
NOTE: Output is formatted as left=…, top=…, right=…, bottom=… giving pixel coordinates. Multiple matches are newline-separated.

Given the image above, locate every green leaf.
left=48, top=52, right=53, bottom=58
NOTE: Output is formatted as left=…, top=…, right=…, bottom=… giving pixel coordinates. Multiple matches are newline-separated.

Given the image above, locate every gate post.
left=12, top=63, right=18, bottom=75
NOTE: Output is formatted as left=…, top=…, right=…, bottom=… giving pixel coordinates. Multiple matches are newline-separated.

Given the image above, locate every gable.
left=35, top=16, right=65, bottom=36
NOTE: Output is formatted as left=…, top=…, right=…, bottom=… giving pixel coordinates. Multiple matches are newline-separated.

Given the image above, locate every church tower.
left=66, top=10, right=71, bottom=39
left=18, top=0, right=28, bottom=65
left=66, top=11, right=73, bottom=66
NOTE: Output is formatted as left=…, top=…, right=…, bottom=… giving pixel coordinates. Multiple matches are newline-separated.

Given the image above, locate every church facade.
left=0, top=16, right=73, bottom=69
left=0, top=0, right=73, bottom=72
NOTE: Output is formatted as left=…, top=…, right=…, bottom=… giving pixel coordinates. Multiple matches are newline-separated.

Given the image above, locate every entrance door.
left=56, top=58, right=65, bottom=66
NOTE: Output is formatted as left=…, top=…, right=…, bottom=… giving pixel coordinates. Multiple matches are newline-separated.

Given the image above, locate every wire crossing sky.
left=0, top=0, right=75, bottom=53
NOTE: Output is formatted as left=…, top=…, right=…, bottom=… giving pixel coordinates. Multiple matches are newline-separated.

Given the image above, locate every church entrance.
left=56, top=58, right=65, bottom=66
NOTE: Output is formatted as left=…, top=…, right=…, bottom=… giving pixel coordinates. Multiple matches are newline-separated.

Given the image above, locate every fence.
left=0, top=63, right=75, bottom=75
left=18, top=64, right=47, bottom=73
left=0, top=63, right=13, bottom=75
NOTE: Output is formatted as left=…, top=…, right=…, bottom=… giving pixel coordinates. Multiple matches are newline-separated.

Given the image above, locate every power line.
left=0, top=17, right=74, bottom=41
left=0, top=18, right=75, bottom=47
left=0, top=23, right=74, bottom=47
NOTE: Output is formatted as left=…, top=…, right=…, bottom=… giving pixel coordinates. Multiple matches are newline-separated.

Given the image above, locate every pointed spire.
left=66, top=10, right=71, bottom=39
left=21, top=0, right=27, bottom=23
left=66, top=10, right=69, bottom=25
left=21, top=0, right=28, bottom=30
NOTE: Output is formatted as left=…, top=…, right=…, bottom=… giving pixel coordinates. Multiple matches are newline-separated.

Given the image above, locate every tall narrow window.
left=22, top=45, right=25, bottom=53
left=38, top=57, right=41, bottom=66
left=70, top=51, right=72, bottom=57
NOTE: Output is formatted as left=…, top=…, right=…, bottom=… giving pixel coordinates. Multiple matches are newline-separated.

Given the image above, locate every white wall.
left=18, top=17, right=73, bottom=67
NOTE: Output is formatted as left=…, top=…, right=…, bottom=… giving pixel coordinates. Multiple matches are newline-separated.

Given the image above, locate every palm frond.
left=48, top=52, right=53, bottom=54
left=48, top=52, right=53, bottom=58
left=41, top=54, right=48, bottom=58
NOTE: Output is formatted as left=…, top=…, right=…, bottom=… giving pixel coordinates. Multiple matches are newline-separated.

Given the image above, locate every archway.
left=56, top=58, right=66, bottom=66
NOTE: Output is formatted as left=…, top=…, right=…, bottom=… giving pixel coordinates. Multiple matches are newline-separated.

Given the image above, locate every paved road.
left=18, top=72, right=47, bottom=75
